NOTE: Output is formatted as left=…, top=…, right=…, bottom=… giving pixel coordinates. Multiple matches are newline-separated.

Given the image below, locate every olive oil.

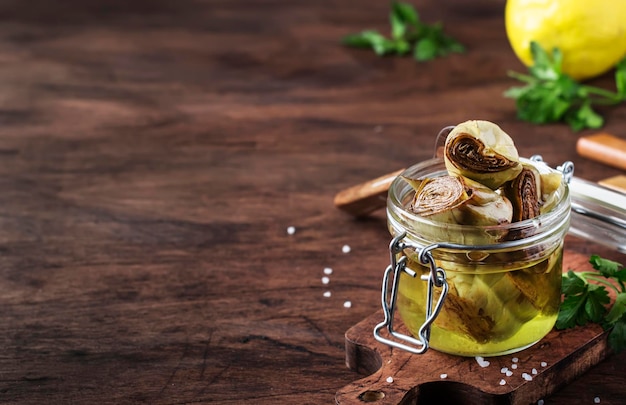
left=397, top=247, right=563, bottom=356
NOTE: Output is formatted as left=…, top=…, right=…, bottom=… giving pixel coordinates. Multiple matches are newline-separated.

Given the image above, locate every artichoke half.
left=503, top=163, right=564, bottom=222
left=444, top=120, right=522, bottom=190
left=406, top=175, right=513, bottom=227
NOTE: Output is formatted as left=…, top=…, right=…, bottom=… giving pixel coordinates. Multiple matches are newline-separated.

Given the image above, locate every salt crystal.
left=323, top=291, right=331, bottom=298
left=540, top=361, right=548, bottom=367
left=511, top=364, right=518, bottom=370
left=323, top=267, right=333, bottom=275
left=505, top=370, right=513, bottom=377
left=440, top=373, right=447, bottom=379
left=342, top=244, right=351, bottom=253
left=321, top=277, right=330, bottom=284
left=475, top=356, right=490, bottom=368
left=538, top=400, right=544, bottom=405
left=522, top=373, right=532, bottom=381
left=386, top=376, right=394, bottom=383
left=343, top=301, right=352, bottom=308
left=512, top=357, right=519, bottom=363
left=499, top=379, right=506, bottom=386
left=500, top=367, right=509, bottom=374
left=287, top=226, right=296, bottom=235
left=532, top=368, right=538, bottom=375
left=594, top=397, right=601, bottom=404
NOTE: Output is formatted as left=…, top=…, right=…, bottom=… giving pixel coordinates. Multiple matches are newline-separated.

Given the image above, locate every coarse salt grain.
left=594, top=397, right=601, bottom=404
left=522, top=373, right=532, bottom=381
left=532, top=368, right=537, bottom=375
left=500, top=367, right=508, bottom=374
left=343, top=301, right=352, bottom=308
left=323, top=291, right=331, bottom=298
left=540, top=361, right=547, bottom=367
left=323, top=267, right=333, bottom=275
left=499, top=379, right=506, bottom=386
left=505, top=370, right=513, bottom=377
left=342, top=244, right=351, bottom=253
left=321, top=276, right=330, bottom=284
left=475, top=356, right=490, bottom=368
left=512, top=357, right=519, bottom=363
left=538, top=400, right=544, bottom=405
left=440, top=373, right=447, bottom=379
left=287, top=226, right=296, bottom=235
left=511, top=364, right=518, bottom=370
left=386, top=376, right=394, bottom=383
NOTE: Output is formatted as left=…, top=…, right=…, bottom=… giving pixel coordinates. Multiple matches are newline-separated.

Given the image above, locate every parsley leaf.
left=561, top=270, right=587, bottom=295
left=585, top=284, right=610, bottom=322
left=606, top=293, right=626, bottom=324
left=591, top=255, right=626, bottom=280
left=342, top=1, right=464, bottom=62
left=608, top=316, right=626, bottom=353
left=505, top=41, right=626, bottom=131
left=557, top=255, right=626, bottom=353
left=342, top=31, right=402, bottom=56
left=390, top=1, right=417, bottom=39
left=556, top=272, right=609, bottom=329
left=616, top=58, right=626, bottom=96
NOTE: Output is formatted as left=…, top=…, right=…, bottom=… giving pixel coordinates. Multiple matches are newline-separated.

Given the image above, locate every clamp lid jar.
left=374, top=157, right=571, bottom=357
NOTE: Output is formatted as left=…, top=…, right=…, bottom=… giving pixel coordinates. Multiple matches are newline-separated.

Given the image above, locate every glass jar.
left=377, top=157, right=570, bottom=357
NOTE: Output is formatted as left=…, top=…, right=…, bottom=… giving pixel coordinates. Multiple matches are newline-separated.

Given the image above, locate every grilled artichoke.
left=444, top=120, right=522, bottom=189
left=503, top=163, right=564, bottom=222
left=407, top=175, right=513, bottom=226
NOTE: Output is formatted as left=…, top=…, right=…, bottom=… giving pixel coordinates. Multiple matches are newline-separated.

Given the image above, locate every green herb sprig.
left=505, top=41, right=626, bottom=131
left=342, top=2, right=464, bottom=61
left=556, top=254, right=626, bottom=352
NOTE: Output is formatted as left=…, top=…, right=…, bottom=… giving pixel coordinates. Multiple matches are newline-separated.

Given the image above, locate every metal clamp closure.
left=373, top=232, right=448, bottom=354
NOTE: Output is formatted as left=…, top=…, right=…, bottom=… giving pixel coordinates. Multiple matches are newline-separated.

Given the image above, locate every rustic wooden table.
left=1, top=0, right=624, bottom=404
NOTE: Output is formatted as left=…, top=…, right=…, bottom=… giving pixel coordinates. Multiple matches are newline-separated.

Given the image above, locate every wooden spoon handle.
left=576, top=133, right=626, bottom=171
left=333, top=168, right=405, bottom=217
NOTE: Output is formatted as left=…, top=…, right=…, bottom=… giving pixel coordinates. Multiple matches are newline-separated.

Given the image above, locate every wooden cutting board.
left=335, top=251, right=612, bottom=405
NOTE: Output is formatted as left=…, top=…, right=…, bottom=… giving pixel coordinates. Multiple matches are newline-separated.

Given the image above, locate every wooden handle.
left=599, top=175, right=626, bottom=194
left=576, top=133, right=626, bottom=171
left=333, top=169, right=405, bottom=217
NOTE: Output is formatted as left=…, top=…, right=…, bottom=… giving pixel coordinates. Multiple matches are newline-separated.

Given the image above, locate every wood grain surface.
left=0, top=1, right=624, bottom=404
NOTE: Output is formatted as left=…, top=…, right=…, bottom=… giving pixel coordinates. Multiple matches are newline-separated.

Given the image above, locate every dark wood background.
left=0, top=0, right=624, bottom=403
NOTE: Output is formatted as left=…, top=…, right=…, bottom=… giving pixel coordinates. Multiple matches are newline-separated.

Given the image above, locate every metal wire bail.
left=373, top=232, right=449, bottom=354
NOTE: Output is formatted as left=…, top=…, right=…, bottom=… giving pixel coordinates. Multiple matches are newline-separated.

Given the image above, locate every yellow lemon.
left=505, top=0, right=626, bottom=80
